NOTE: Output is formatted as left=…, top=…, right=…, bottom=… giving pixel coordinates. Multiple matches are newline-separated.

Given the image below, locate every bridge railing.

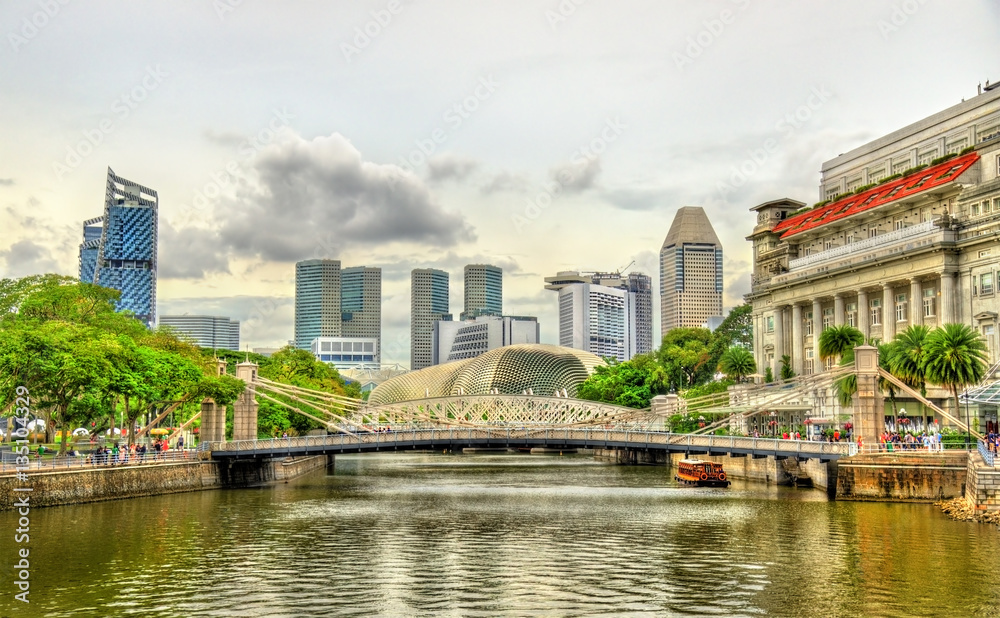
left=206, top=427, right=853, bottom=458
left=978, top=439, right=995, bottom=466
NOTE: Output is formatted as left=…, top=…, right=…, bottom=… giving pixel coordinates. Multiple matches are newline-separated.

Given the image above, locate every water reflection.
left=2, top=452, right=998, bottom=616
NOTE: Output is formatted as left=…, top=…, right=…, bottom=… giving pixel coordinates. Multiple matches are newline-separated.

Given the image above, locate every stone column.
left=883, top=283, right=895, bottom=341
left=200, top=399, right=226, bottom=443
left=791, top=303, right=803, bottom=376
left=858, top=289, right=869, bottom=340
left=773, top=306, right=785, bottom=377
left=812, top=299, right=822, bottom=372
left=910, top=279, right=922, bottom=327
left=233, top=362, right=260, bottom=441
left=853, top=345, right=884, bottom=451
left=941, top=272, right=956, bottom=324
left=834, top=294, right=845, bottom=327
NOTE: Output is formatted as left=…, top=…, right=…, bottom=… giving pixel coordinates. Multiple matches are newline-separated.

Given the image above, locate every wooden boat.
left=675, top=458, right=731, bottom=487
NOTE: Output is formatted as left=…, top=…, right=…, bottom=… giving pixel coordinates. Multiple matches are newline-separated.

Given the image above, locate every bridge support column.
left=852, top=345, right=883, bottom=450
left=233, top=362, right=259, bottom=441
left=201, top=399, right=226, bottom=443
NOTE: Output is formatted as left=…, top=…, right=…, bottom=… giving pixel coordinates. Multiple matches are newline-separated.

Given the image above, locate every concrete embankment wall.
left=965, top=454, right=1000, bottom=512
left=593, top=449, right=837, bottom=490
left=0, top=455, right=328, bottom=511
left=836, top=452, right=968, bottom=502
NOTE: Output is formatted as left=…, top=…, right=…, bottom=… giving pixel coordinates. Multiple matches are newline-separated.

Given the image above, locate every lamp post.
left=963, top=390, right=971, bottom=450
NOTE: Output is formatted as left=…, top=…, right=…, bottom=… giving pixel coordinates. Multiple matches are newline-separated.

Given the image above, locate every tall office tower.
left=294, top=259, right=342, bottom=349
left=544, top=270, right=652, bottom=362
left=78, top=217, right=103, bottom=284
left=660, top=207, right=723, bottom=334
left=626, top=272, right=654, bottom=356
left=461, top=264, right=502, bottom=320
left=159, top=315, right=240, bottom=350
left=341, top=266, right=382, bottom=362
left=79, top=168, right=158, bottom=327
left=411, top=268, right=451, bottom=370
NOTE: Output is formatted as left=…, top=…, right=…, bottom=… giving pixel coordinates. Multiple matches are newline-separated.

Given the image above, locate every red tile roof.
left=772, top=152, right=980, bottom=239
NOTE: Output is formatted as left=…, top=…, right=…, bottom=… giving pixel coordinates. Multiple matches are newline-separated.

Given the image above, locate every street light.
left=963, top=390, right=971, bottom=450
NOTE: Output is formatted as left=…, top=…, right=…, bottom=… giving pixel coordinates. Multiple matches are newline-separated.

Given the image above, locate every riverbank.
left=938, top=497, right=1000, bottom=526
left=0, top=455, right=328, bottom=510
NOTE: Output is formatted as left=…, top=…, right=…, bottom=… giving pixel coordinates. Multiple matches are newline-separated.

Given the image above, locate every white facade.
left=159, top=315, right=239, bottom=350
left=546, top=270, right=651, bottom=362
left=432, top=315, right=539, bottom=365
left=748, top=84, right=1000, bottom=422
left=311, top=336, right=379, bottom=370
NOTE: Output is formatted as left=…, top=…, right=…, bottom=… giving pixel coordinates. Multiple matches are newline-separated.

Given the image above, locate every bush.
left=878, top=173, right=903, bottom=184
left=812, top=200, right=830, bottom=208
left=930, top=152, right=958, bottom=166
left=853, top=183, right=877, bottom=194
left=899, top=164, right=928, bottom=177
left=960, top=145, right=975, bottom=155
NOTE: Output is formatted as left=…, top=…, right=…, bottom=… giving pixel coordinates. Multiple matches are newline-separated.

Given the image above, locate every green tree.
left=922, top=323, right=990, bottom=421
left=888, top=324, right=931, bottom=397
left=819, top=324, right=864, bottom=363
left=577, top=354, right=668, bottom=409
left=764, top=366, right=774, bottom=383
left=707, top=304, right=753, bottom=372
left=718, top=346, right=756, bottom=382
left=657, top=327, right=713, bottom=389
left=779, top=355, right=795, bottom=381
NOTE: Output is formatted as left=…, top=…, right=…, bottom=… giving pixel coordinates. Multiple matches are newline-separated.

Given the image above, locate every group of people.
left=879, top=431, right=942, bottom=451
left=87, top=438, right=179, bottom=465
left=984, top=432, right=1000, bottom=453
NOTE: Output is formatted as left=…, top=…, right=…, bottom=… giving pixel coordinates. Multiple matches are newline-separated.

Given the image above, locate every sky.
left=1, top=0, right=998, bottom=365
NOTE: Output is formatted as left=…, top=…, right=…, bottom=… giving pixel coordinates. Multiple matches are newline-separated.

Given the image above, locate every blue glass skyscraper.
left=79, top=168, right=158, bottom=327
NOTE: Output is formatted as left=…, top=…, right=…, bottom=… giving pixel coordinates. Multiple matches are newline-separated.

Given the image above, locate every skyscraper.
left=660, top=207, right=723, bottom=334
left=341, top=266, right=382, bottom=362
left=411, top=268, right=450, bottom=370
left=461, top=264, right=502, bottom=320
left=626, top=272, right=653, bottom=356
left=79, top=168, right=158, bottom=327
left=294, top=259, right=383, bottom=357
left=294, top=259, right=342, bottom=348
left=544, top=270, right=652, bottom=362
left=159, top=315, right=240, bottom=350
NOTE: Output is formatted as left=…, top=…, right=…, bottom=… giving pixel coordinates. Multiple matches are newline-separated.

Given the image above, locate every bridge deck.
left=207, top=428, right=853, bottom=461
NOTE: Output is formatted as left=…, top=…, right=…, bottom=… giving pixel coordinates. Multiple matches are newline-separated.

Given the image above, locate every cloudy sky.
left=2, top=0, right=998, bottom=364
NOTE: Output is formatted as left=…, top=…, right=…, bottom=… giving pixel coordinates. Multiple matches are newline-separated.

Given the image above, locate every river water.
left=3, top=452, right=999, bottom=617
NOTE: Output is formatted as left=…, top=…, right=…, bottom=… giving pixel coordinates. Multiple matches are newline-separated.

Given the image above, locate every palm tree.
left=922, top=323, right=990, bottom=424
left=819, top=324, right=865, bottom=365
left=889, top=324, right=931, bottom=397
left=718, top=346, right=756, bottom=382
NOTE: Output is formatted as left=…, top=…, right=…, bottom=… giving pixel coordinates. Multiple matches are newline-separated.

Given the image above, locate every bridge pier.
left=200, top=399, right=226, bottom=443
left=852, top=345, right=884, bottom=449
left=233, top=362, right=259, bottom=441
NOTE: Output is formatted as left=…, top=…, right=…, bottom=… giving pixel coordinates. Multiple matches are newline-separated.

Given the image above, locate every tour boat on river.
left=675, top=458, right=731, bottom=487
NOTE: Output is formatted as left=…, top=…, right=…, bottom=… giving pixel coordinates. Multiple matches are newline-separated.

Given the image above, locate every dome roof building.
left=368, top=344, right=606, bottom=405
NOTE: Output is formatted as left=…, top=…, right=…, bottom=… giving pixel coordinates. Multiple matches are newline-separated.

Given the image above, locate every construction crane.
left=616, top=260, right=635, bottom=275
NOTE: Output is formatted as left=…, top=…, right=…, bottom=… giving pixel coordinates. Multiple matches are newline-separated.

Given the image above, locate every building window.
left=981, top=250, right=992, bottom=258
left=870, top=298, right=882, bottom=326
left=894, top=220, right=905, bottom=230
left=895, top=293, right=908, bottom=322
left=766, top=316, right=774, bottom=333
left=985, top=200, right=995, bottom=215
left=869, top=227, right=878, bottom=238
left=805, top=311, right=814, bottom=336
left=846, top=303, right=857, bottom=327
left=922, top=288, right=935, bottom=317
left=985, top=325, right=996, bottom=360
left=824, top=240, right=833, bottom=250
left=822, top=308, right=834, bottom=330
left=982, top=272, right=995, bottom=295
left=846, top=234, right=855, bottom=244
left=973, top=203, right=981, bottom=216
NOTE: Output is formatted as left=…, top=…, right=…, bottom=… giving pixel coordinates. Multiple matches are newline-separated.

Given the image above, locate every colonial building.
left=747, top=84, right=1000, bottom=418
